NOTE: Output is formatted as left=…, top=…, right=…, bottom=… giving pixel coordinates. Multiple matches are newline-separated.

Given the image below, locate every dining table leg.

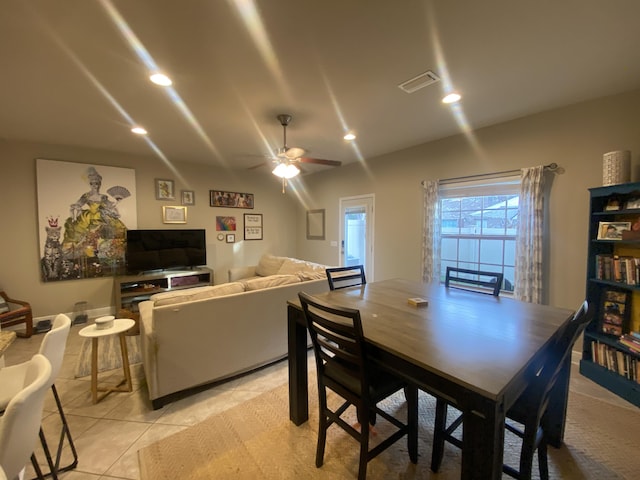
left=288, top=304, right=309, bottom=425
left=462, top=400, right=504, bottom=479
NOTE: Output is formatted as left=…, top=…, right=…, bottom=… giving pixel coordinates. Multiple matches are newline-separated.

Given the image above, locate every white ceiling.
left=2, top=0, right=640, bottom=174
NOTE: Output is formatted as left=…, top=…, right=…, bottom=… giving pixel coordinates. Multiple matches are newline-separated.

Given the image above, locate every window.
left=439, top=176, right=519, bottom=292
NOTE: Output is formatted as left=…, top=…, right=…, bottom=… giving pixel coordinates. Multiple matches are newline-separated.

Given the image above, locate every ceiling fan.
left=250, top=114, right=342, bottom=192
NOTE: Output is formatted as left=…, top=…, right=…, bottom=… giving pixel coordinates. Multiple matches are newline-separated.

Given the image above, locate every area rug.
left=138, top=377, right=640, bottom=479
left=74, top=334, right=141, bottom=378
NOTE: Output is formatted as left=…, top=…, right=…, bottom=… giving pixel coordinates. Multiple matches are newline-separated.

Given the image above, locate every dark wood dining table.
left=287, top=278, right=575, bottom=480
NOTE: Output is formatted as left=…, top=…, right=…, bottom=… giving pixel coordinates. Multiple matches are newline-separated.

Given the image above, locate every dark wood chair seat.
left=0, top=291, right=33, bottom=338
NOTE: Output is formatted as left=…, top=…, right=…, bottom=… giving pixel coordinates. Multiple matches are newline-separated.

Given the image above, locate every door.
left=339, top=195, right=374, bottom=280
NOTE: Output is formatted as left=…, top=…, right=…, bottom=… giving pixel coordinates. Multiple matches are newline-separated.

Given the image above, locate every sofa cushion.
left=152, top=283, right=245, bottom=307
left=242, top=274, right=300, bottom=291
left=277, top=258, right=328, bottom=277
left=150, top=285, right=217, bottom=303
left=190, top=282, right=245, bottom=300
left=298, top=270, right=327, bottom=281
left=255, top=254, right=286, bottom=277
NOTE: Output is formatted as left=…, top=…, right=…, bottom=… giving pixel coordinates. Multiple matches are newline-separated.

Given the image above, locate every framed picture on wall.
left=156, top=179, right=175, bottom=200
left=306, top=209, right=325, bottom=240
left=244, top=213, right=263, bottom=240
left=181, top=190, right=195, bottom=205
left=162, top=206, right=187, bottom=224
left=210, top=190, right=254, bottom=208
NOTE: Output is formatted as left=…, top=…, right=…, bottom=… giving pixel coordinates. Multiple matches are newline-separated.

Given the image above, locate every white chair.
left=0, top=354, right=52, bottom=480
left=0, top=314, right=78, bottom=477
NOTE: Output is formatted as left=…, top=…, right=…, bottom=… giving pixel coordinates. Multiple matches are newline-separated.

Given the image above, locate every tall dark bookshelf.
left=580, top=182, right=640, bottom=407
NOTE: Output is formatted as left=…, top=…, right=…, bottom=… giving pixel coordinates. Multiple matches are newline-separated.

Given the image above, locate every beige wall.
left=0, top=140, right=298, bottom=318
left=296, top=89, right=640, bottom=310
left=2, top=88, right=640, bottom=319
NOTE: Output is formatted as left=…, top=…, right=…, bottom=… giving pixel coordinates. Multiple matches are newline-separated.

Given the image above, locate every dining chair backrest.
left=525, top=300, right=591, bottom=411
left=0, top=314, right=71, bottom=412
left=299, top=291, right=368, bottom=399
left=38, top=314, right=71, bottom=381
left=430, top=300, right=591, bottom=480
left=445, top=266, right=503, bottom=296
left=326, top=265, right=366, bottom=291
left=0, top=354, right=53, bottom=480
left=298, top=291, right=418, bottom=479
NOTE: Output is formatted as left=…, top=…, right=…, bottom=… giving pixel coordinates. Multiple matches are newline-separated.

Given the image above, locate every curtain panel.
left=514, top=165, right=545, bottom=303
left=421, top=180, right=440, bottom=282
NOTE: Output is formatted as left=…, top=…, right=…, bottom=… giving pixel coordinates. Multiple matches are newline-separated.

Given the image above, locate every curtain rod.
left=435, top=162, right=558, bottom=186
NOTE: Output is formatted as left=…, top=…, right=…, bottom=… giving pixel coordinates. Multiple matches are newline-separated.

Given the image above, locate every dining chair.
left=298, top=291, right=418, bottom=480
left=325, top=265, right=366, bottom=290
left=444, top=266, right=504, bottom=296
left=0, top=291, right=33, bottom=338
left=430, top=300, right=591, bottom=480
left=0, top=314, right=78, bottom=477
left=0, top=354, right=53, bottom=480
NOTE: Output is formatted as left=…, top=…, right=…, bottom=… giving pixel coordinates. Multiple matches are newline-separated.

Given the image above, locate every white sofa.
left=138, top=254, right=331, bottom=408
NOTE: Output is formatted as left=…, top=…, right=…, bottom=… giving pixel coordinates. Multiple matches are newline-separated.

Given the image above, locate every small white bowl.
left=95, top=315, right=115, bottom=330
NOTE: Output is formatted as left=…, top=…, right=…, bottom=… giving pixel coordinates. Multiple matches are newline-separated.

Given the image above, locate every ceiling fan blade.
left=297, top=157, right=342, bottom=167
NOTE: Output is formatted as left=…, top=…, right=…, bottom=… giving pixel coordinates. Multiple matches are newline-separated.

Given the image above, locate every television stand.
left=114, top=267, right=213, bottom=312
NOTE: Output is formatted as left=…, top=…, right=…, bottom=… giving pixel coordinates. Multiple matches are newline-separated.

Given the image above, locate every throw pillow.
left=255, top=254, right=286, bottom=277
left=276, top=258, right=307, bottom=275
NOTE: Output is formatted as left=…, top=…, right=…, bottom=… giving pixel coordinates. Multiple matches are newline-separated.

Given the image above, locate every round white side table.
left=79, top=318, right=135, bottom=404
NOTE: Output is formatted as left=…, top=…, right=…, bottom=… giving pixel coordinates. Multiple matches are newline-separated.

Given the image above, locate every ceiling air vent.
left=398, top=70, right=440, bottom=93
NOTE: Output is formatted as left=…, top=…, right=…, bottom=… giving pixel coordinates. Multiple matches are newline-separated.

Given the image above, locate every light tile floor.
left=2, top=325, right=635, bottom=479
left=3, top=323, right=309, bottom=479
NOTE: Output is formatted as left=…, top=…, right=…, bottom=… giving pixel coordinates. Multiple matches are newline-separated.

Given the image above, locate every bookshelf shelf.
left=582, top=182, right=640, bottom=407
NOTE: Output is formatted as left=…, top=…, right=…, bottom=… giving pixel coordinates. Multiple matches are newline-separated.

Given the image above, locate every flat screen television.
left=125, top=229, right=206, bottom=274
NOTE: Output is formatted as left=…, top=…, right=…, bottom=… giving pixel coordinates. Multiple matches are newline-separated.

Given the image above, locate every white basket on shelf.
left=602, top=150, right=631, bottom=186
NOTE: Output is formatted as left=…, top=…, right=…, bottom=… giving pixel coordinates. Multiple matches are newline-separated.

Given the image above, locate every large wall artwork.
left=36, top=159, right=137, bottom=282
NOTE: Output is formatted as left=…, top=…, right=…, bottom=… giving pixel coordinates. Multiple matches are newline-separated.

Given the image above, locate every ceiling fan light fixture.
left=272, top=162, right=300, bottom=179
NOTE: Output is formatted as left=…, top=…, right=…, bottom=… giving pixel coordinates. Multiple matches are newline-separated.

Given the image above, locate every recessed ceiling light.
left=150, top=73, right=172, bottom=86
left=442, top=93, right=461, bottom=104
left=344, top=133, right=356, bottom=141
left=131, top=126, right=147, bottom=135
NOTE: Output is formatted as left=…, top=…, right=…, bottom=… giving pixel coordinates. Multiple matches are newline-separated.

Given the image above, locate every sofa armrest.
left=228, top=265, right=257, bottom=282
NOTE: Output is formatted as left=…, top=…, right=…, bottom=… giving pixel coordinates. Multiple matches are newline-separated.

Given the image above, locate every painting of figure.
left=36, top=159, right=137, bottom=281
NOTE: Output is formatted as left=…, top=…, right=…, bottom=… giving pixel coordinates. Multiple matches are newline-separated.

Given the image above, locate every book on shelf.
left=591, top=339, right=640, bottom=382
left=595, top=254, right=640, bottom=285
left=619, top=333, right=640, bottom=353
left=600, top=288, right=629, bottom=336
